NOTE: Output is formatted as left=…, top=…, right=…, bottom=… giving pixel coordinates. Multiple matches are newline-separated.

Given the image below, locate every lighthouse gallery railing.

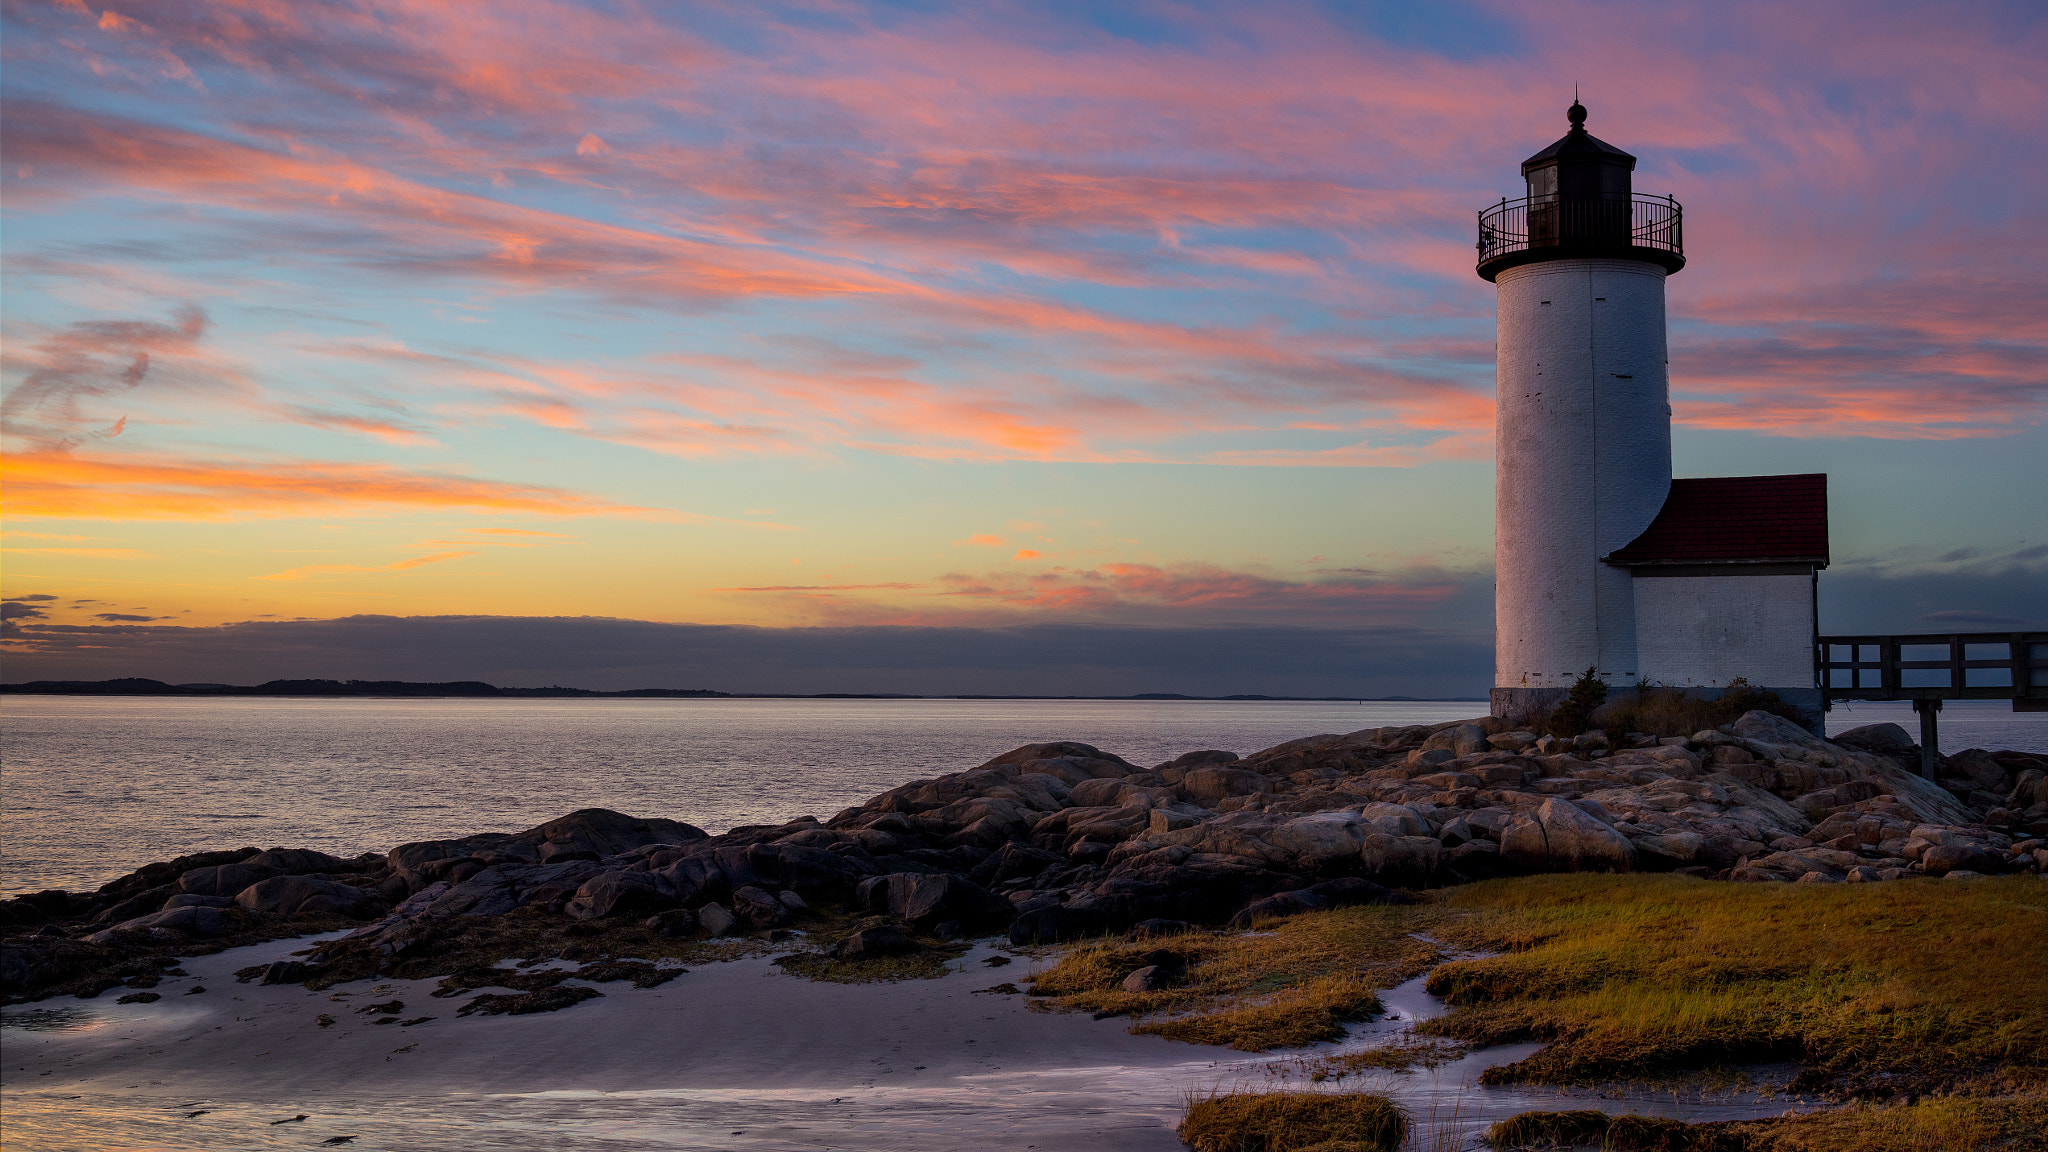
left=1477, top=194, right=1683, bottom=269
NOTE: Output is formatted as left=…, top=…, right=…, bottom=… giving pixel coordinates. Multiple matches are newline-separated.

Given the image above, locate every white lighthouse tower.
left=1481, top=101, right=1830, bottom=726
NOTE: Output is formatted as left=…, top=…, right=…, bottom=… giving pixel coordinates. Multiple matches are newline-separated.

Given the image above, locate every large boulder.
left=517, top=808, right=708, bottom=858
left=1180, top=766, right=1272, bottom=803
left=178, top=861, right=279, bottom=897
left=235, top=875, right=371, bottom=916
left=1833, top=723, right=1915, bottom=755
left=1422, top=723, right=1490, bottom=756
left=84, top=905, right=226, bottom=944
left=882, top=873, right=1010, bottom=930
left=1358, top=833, right=1442, bottom=879
left=564, top=871, right=673, bottom=920
left=1500, top=798, right=1637, bottom=872
left=730, top=885, right=789, bottom=929
left=1265, top=812, right=1370, bottom=869
left=243, top=848, right=349, bottom=875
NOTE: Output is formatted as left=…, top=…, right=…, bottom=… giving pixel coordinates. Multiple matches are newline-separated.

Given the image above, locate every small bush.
left=1592, top=679, right=1805, bottom=739
left=1543, top=667, right=1609, bottom=736
left=1180, top=1090, right=1407, bottom=1152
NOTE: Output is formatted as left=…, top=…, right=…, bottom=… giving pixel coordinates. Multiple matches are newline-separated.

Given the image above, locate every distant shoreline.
left=0, top=677, right=1486, bottom=703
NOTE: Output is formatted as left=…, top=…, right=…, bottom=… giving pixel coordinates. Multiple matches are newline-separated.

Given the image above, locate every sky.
left=2, top=0, right=2043, bottom=694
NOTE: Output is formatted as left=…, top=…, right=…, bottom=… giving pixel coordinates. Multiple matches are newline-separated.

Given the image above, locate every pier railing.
left=1817, top=631, right=2048, bottom=777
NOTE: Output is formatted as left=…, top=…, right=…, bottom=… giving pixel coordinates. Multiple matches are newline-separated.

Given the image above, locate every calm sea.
left=2, top=696, right=2041, bottom=898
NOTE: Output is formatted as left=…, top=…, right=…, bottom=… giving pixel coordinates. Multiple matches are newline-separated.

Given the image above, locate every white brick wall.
left=1632, top=573, right=1815, bottom=688
left=1494, top=258, right=1672, bottom=689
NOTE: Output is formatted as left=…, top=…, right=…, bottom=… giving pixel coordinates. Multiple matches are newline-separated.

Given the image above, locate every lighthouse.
left=1481, top=102, right=1830, bottom=727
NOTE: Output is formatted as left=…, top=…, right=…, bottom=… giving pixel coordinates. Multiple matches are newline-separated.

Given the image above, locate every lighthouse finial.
left=1568, top=88, right=1587, bottom=130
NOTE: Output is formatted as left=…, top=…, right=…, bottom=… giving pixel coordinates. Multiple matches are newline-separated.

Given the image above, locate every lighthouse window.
left=1527, top=165, right=1558, bottom=204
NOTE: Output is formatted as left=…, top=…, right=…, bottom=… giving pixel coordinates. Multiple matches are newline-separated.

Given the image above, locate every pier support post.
left=1912, top=697, right=1942, bottom=779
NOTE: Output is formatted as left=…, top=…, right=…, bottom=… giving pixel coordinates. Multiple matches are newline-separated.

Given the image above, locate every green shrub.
left=1542, top=667, right=1608, bottom=736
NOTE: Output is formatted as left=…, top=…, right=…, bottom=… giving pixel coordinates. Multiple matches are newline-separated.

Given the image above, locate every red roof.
left=1605, top=474, right=1829, bottom=567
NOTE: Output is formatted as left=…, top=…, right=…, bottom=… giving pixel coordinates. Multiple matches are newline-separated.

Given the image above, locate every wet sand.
left=1, top=932, right=1821, bottom=1150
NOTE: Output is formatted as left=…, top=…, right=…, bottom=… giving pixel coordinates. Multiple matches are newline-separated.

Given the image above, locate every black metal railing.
left=1476, top=193, right=1683, bottom=271
left=1817, top=632, right=2048, bottom=703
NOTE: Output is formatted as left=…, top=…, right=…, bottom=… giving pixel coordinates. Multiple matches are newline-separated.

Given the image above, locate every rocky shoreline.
left=5, top=710, right=2043, bottom=1005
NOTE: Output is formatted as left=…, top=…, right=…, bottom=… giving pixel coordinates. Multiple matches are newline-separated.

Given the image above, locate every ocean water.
left=0, top=697, right=1480, bottom=897
left=2, top=696, right=2040, bottom=899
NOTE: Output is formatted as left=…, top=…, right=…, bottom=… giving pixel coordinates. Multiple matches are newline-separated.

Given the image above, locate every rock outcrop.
left=6, top=712, right=2042, bottom=1002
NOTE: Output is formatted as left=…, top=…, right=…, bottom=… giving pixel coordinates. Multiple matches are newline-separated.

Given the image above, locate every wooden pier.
left=1819, top=632, right=2048, bottom=777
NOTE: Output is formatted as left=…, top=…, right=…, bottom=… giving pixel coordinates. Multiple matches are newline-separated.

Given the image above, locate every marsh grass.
left=1027, top=907, right=1446, bottom=1051
left=1417, top=874, right=2048, bottom=1093
left=1482, top=1095, right=2048, bottom=1151
left=1178, top=1089, right=1407, bottom=1152
left=771, top=941, right=969, bottom=983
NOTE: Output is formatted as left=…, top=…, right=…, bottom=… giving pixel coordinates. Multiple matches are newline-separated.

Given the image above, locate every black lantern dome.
left=1476, top=101, right=1684, bottom=281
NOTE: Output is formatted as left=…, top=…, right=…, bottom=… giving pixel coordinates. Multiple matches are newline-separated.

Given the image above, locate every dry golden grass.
left=1179, top=1090, right=1407, bottom=1152
left=1418, top=874, right=2048, bottom=1092
left=1483, top=1095, right=2048, bottom=1151
left=1027, top=907, right=1445, bottom=1051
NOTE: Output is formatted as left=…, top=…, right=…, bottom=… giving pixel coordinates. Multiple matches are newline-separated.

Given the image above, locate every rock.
left=829, top=925, right=919, bottom=961
left=1631, top=831, right=1705, bottom=864
left=243, top=848, right=349, bottom=875
left=1422, top=723, right=1490, bottom=756
left=1946, top=750, right=2010, bottom=793
left=161, top=893, right=234, bottom=910
left=259, top=960, right=310, bottom=985
left=1358, top=833, right=1442, bottom=879
left=1500, top=798, right=1637, bottom=872
left=1265, top=812, right=1369, bottom=869
left=884, top=873, right=1010, bottom=930
left=1180, top=766, right=1272, bottom=803
left=731, top=885, right=789, bottom=929
left=1407, top=748, right=1457, bottom=769
left=644, top=909, right=697, bottom=936
left=1230, top=889, right=1329, bottom=927
left=1121, top=964, right=1167, bottom=992
left=1795, top=871, right=1839, bottom=883
left=2009, top=769, right=2047, bottom=809
left=177, top=862, right=279, bottom=898
left=1147, top=808, right=1204, bottom=835
left=1126, top=918, right=1193, bottom=939
left=1921, top=842, right=2000, bottom=876
left=1008, top=902, right=1106, bottom=945
left=564, top=871, right=673, bottom=920
left=1487, top=731, right=1538, bottom=752
left=1845, top=866, right=1882, bottom=882
left=776, top=889, right=809, bottom=911
left=83, top=905, right=225, bottom=944
left=1302, top=876, right=1408, bottom=908
left=521, top=808, right=709, bottom=858
left=1833, top=723, right=1916, bottom=754
left=235, top=875, right=370, bottom=917
left=696, top=902, right=737, bottom=936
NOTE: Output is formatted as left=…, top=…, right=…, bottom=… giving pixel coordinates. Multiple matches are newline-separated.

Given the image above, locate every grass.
left=1026, top=907, right=1445, bottom=1050
left=1418, top=874, right=2048, bottom=1094
left=1483, top=1096, right=2048, bottom=1151
left=1179, top=1090, right=1407, bottom=1152
left=771, top=942, right=969, bottom=983
left=1587, top=679, right=1806, bottom=739
left=1032, top=873, right=2045, bottom=1099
